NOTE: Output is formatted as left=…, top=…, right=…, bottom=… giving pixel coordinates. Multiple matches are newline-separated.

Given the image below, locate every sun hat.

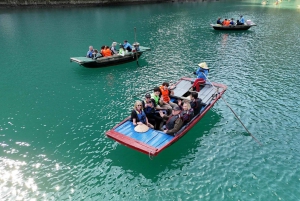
left=134, top=124, right=149, bottom=133
left=198, top=62, right=209, bottom=69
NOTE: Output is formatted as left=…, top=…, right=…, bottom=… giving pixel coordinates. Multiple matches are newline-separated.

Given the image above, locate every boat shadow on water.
left=105, top=109, right=222, bottom=181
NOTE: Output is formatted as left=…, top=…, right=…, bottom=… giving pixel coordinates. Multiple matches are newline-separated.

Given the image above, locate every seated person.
left=123, top=40, right=132, bottom=52
left=237, top=15, right=245, bottom=25
left=93, top=49, right=102, bottom=59
left=86, top=46, right=94, bottom=58
left=133, top=42, right=140, bottom=52
left=131, top=100, right=153, bottom=128
left=222, top=18, right=230, bottom=26
left=217, top=17, right=222, bottom=25
left=118, top=45, right=125, bottom=56
left=230, top=18, right=236, bottom=25
left=190, top=92, right=206, bottom=116
left=178, top=100, right=194, bottom=124
left=102, top=46, right=112, bottom=57
left=110, top=42, right=118, bottom=55
left=159, top=106, right=183, bottom=136
left=142, top=93, right=163, bottom=130
left=159, top=82, right=178, bottom=112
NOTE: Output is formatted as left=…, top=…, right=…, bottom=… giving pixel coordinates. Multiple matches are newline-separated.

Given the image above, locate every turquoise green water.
left=1, top=1, right=300, bottom=200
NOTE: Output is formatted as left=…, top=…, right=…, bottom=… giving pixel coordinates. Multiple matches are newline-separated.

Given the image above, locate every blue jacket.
left=196, top=67, right=209, bottom=80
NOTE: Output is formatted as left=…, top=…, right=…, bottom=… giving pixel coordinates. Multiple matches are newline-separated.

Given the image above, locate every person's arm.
left=131, top=110, right=138, bottom=126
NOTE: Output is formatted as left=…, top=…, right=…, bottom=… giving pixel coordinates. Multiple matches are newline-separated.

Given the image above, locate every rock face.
left=0, top=0, right=183, bottom=8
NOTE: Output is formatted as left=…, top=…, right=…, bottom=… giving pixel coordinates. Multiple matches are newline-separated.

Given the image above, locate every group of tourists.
left=131, top=62, right=210, bottom=136
left=86, top=40, right=140, bottom=59
left=216, top=15, right=245, bottom=26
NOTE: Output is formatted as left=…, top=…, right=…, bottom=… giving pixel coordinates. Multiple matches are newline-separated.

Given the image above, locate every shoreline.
left=0, top=0, right=216, bottom=8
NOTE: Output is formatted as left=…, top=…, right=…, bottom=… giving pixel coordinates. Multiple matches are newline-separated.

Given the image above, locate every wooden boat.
left=210, top=22, right=256, bottom=31
left=106, top=77, right=227, bottom=157
left=70, top=45, right=151, bottom=68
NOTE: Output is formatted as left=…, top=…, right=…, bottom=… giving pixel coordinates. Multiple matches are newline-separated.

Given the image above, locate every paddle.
left=134, top=27, right=140, bottom=67
left=201, top=72, right=262, bottom=146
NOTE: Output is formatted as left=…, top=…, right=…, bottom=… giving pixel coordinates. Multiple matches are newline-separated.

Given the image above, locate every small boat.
left=106, top=77, right=227, bottom=156
left=70, top=45, right=151, bottom=68
left=210, top=20, right=256, bottom=31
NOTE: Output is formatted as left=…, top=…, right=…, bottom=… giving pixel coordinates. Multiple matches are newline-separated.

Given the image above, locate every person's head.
left=218, top=17, right=221, bottom=20
left=94, top=49, right=98, bottom=53
left=182, top=102, right=191, bottom=111
left=231, top=18, right=234, bottom=21
left=240, top=15, right=243, bottom=18
left=101, top=46, right=105, bottom=50
left=145, top=93, right=151, bottom=102
left=120, top=44, right=124, bottom=49
left=124, top=40, right=128, bottom=43
left=190, top=92, right=198, bottom=100
left=105, top=46, right=110, bottom=49
left=153, top=87, right=160, bottom=96
left=134, top=100, right=143, bottom=111
left=112, top=42, right=117, bottom=47
left=162, top=82, right=169, bottom=90
left=172, top=106, right=182, bottom=115
left=89, top=46, right=93, bottom=51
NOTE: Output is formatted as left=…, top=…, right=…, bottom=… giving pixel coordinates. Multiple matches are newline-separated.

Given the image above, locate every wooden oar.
left=202, top=72, right=262, bottom=146
left=134, top=27, right=139, bottom=67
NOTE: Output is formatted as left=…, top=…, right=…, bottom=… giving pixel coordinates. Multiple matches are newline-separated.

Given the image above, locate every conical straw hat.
left=198, top=62, right=209, bottom=69
left=134, top=124, right=149, bottom=133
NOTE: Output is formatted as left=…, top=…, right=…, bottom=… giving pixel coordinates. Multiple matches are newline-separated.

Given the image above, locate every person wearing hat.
left=194, top=62, right=209, bottom=82
left=123, top=40, right=132, bottom=52
left=217, top=17, right=222, bottom=25
left=142, top=93, right=163, bottom=130
left=159, top=106, right=184, bottom=136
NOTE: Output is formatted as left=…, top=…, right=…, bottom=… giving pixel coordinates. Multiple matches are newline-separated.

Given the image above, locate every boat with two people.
left=70, top=41, right=151, bottom=68
left=106, top=63, right=228, bottom=157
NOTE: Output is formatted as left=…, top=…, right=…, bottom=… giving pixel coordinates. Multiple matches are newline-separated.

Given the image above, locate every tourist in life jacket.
left=103, top=46, right=112, bottom=57
left=118, top=45, right=125, bottom=56
left=178, top=100, right=194, bottom=124
left=189, top=92, right=206, bottom=116
left=194, top=62, right=209, bottom=82
left=159, top=106, right=184, bottom=136
left=131, top=100, right=154, bottom=128
left=86, top=46, right=94, bottom=58
left=142, top=93, right=163, bottom=130
left=159, top=82, right=178, bottom=113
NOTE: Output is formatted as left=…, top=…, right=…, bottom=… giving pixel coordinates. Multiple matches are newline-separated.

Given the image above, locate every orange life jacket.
left=224, top=20, right=230, bottom=26
left=160, top=86, right=170, bottom=103
left=103, top=49, right=112, bottom=57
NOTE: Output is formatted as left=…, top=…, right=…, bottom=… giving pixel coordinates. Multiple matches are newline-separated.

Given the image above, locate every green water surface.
left=1, top=0, right=300, bottom=200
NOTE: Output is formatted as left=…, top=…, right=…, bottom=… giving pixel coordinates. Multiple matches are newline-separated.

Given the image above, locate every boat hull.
left=210, top=24, right=256, bottom=30
left=70, top=45, right=150, bottom=68
left=106, top=77, right=227, bottom=156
